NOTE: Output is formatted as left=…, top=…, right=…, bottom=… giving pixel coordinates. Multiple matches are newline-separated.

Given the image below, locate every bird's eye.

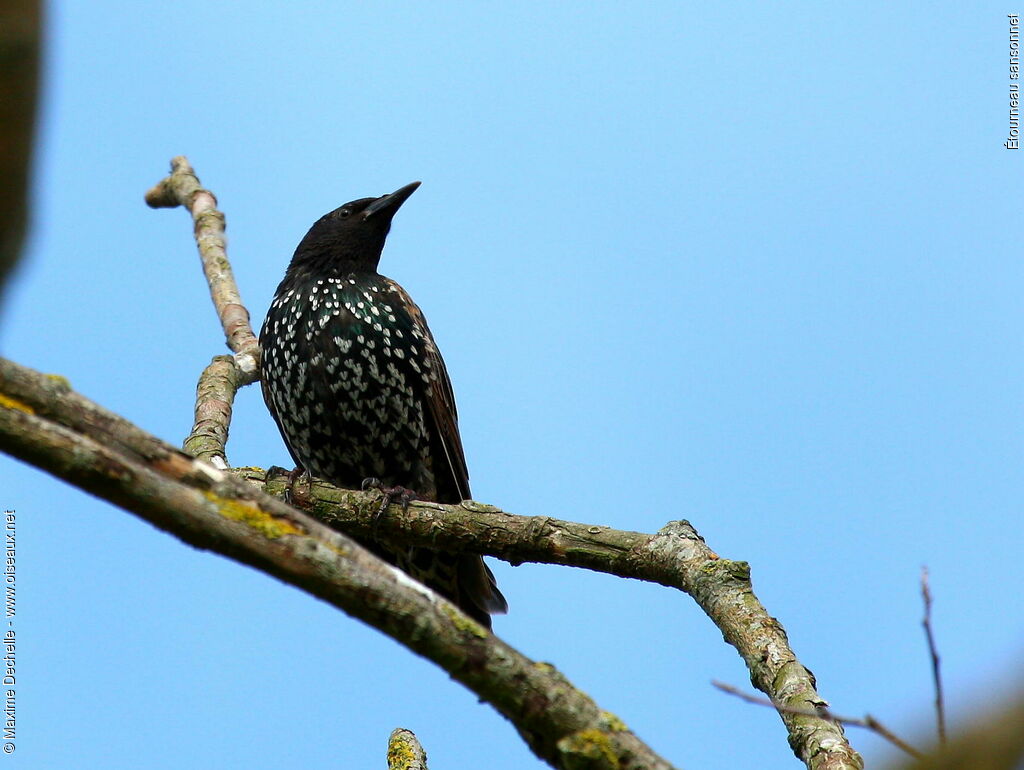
left=339, top=208, right=352, bottom=219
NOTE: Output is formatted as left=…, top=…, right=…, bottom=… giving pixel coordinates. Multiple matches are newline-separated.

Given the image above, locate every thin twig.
left=921, top=566, right=946, bottom=744
left=182, top=355, right=242, bottom=468
left=146, top=157, right=259, bottom=458
left=145, top=156, right=260, bottom=373
left=712, top=681, right=922, bottom=760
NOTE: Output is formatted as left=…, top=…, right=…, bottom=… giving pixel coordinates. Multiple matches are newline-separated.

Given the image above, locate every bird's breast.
left=260, top=274, right=438, bottom=489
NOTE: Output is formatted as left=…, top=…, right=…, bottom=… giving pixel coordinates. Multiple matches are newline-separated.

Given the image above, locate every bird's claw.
left=283, top=466, right=310, bottom=505
left=361, top=478, right=418, bottom=535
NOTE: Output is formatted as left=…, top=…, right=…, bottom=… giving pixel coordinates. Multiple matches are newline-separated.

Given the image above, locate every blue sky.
left=2, top=3, right=1021, bottom=768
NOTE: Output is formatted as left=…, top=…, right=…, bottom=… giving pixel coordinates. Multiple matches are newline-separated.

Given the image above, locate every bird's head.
left=289, top=181, right=421, bottom=275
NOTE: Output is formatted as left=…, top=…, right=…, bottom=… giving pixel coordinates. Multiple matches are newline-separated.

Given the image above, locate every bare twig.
left=145, top=156, right=260, bottom=370
left=920, top=566, right=946, bottom=744
left=145, top=157, right=260, bottom=458
left=388, top=728, right=429, bottom=770
left=713, top=681, right=922, bottom=760
left=183, top=355, right=243, bottom=467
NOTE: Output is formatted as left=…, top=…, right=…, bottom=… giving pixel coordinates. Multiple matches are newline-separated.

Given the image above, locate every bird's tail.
left=398, top=547, right=507, bottom=629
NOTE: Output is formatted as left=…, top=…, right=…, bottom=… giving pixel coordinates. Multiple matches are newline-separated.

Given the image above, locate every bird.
left=258, top=181, right=507, bottom=628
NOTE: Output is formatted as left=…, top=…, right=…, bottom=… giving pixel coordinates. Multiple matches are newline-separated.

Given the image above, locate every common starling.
left=259, top=181, right=507, bottom=628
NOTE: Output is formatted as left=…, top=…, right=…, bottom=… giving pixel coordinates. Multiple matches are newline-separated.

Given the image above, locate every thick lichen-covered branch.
left=0, top=353, right=861, bottom=770
left=248, top=468, right=862, bottom=770
left=0, top=356, right=675, bottom=770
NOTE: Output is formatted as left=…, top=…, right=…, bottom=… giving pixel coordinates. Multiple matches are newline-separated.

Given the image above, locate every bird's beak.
left=363, top=181, right=421, bottom=220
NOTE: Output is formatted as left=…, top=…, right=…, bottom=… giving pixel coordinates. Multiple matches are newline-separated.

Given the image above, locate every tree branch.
left=251, top=466, right=863, bottom=769
left=141, top=155, right=861, bottom=769
left=388, top=728, right=429, bottom=770
left=184, top=354, right=244, bottom=467
left=145, top=156, right=260, bottom=372
left=0, top=356, right=675, bottom=770
left=145, top=157, right=259, bottom=463
left=1, top=352, right=862, bottom=769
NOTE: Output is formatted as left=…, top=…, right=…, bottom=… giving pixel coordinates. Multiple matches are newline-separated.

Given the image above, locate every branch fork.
left=0, top=156, right=868, bottom=770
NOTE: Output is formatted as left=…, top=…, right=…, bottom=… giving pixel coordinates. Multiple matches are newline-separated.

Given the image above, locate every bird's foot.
left=361, top=478, right=418, bottom=534
left=283, top=466, right=311, bottom=505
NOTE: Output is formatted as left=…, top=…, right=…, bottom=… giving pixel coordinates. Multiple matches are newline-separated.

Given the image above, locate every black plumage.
left=259, top=182, right=506, bottom=627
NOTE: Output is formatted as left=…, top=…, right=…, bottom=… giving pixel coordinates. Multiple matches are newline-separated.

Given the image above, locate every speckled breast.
left=259, top=272, right=439, bottom=491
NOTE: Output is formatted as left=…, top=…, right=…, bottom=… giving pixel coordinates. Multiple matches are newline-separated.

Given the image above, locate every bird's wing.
left=386, top=279, right=507, bottom=618
left=385, top=279, right=471, bottom=503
